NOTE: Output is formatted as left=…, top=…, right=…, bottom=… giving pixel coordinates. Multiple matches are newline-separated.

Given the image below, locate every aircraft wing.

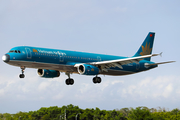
left=90, top=54, right=160, bottom=71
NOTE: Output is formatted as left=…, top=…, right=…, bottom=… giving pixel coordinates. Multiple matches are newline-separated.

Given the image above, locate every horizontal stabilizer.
left=145, top=61, right=176, bottom=66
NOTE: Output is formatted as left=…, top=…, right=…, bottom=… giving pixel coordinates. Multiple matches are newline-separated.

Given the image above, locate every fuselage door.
left=59, top=53, right=64, bottom=62
left=25, top=48, right=32, bottom=59
left=97, top=56, right=101, bottom=62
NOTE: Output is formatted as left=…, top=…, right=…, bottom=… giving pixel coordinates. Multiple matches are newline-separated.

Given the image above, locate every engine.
left=76, top=64, right=99, bottom=75
left=37, top=69, right=60, bottom=78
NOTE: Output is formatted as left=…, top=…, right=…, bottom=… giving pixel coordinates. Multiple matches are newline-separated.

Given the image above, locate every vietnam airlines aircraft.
left=2, top=32, right=175, bottom=85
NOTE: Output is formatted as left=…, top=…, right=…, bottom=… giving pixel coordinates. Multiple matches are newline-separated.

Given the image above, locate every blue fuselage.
left=3, top=46, right=157, bottom=76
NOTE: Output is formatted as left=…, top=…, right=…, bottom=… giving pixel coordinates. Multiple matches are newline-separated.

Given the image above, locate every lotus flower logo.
left=33, top=49, right=38, bottom=53
left=91, top=68, right=94, bottom=71
left=140, top=42, right=152, bottom=56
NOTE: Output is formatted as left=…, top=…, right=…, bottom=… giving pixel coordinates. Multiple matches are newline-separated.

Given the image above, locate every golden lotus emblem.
left=140, top=42, right=152, bottom=56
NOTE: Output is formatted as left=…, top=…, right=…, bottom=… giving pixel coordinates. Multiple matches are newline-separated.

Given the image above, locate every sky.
left=0, top=0, right=179, bottom=113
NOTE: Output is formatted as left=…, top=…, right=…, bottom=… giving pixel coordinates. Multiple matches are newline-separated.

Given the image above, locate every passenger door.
left=25, top=48, right=32, bottom=59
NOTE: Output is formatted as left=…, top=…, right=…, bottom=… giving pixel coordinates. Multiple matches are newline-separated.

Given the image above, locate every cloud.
left=121, top=76, right=179, bottom=101
left=0, top=68, right=179, bottom=113
left=0, top=89, right=5, bottom=96
left=0, top=69, right=179, bottom=102
left=162, top=84, right=173, bottom=98
left=38, top=81, right=50, bottom=91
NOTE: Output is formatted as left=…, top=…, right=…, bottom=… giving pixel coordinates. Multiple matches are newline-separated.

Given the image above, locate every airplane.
left=2, top=32, right=175, bottom=85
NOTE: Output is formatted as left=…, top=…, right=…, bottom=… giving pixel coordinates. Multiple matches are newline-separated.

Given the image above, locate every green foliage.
left=128, top=106, right=153, bottom=120
left=0, top=105, right=179, bottom=120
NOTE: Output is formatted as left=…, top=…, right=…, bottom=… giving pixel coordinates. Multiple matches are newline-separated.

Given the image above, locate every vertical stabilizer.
left=134, top=32, right=155, bottom=61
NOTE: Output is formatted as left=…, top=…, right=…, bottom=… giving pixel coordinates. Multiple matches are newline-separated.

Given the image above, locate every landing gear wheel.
left=93, top=77, right=97, bottom=83
left=69, top=79, right=74, bottom=85
left=19, top=74, right=25, bottom=78
left=65, top=79, right=70, bottom=85
left=93, top=77, right=102, bottom=84
left=97, top=77, right=101, bottom=83
left=65, top=78, right=74, bottom=85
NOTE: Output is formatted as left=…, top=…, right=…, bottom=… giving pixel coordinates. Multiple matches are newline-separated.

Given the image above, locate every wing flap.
left=112, top=63, right=123, bottom=69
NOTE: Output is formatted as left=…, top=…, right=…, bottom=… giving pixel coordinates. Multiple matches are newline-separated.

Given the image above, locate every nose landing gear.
left=19, top=67, right=25, bottom=78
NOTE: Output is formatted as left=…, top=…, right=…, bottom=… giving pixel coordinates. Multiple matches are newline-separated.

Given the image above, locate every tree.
left=80, top=108, right=94, bottom=120
left=128, top=107, right=153, bottom=120
left=1, top=105, right=180, bottom=120
left=119, top=108, right=130, bottom=118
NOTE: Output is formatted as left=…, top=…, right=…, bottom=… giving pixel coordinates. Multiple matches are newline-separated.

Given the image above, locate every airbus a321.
left=2, top=32, right=175, bottom=85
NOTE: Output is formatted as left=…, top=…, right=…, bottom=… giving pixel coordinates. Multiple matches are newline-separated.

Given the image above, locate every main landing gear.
left=19, top=67, right=25, bottom=78
left=65, top=73, right=102, bottom=85
left=65, top=72, right=74, bottom=85
left=93, top=76, right=101, bottom=84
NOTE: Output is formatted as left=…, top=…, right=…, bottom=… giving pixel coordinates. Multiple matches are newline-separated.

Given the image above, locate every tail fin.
left=134, top=32, right=155, bottom=61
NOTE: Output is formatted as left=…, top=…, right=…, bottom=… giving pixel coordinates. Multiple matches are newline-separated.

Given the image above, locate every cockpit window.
left=9, top=50, right=14, bottom=53
left=9, top=50, right=21, bottom=53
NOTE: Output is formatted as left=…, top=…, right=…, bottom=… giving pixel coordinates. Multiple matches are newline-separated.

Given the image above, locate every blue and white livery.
left=2, top=32, right=175, bottom=85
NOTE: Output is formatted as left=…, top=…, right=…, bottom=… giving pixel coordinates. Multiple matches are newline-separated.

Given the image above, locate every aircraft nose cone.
left=2, top=54, right=10, bottom=62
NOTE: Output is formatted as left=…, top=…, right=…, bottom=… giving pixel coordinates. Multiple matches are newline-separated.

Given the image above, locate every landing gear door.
left=25, top=48, right=32, bottom=59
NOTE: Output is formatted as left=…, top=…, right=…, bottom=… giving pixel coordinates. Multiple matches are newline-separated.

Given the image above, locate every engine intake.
left=76, top=64, right=99, bottom=75
left=37, top=69, right=60, bottom=78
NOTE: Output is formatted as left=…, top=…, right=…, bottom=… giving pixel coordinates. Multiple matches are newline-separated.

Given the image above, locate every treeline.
left=0, top=104, right=180, bottom=120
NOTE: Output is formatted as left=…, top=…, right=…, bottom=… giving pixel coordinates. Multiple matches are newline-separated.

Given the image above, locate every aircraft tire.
left=65, top=79, right=70, bottom=85
left=93, top=77, right=96, bottom=84
left=66, top=78, right=74, bottom=85
left=69, top=79, right=74, bottom=85
left=93, top=77, right=98, bottom=84
left=19, top=74, right=25, bottom=78
left=93, top=77, right=102, bottom=84
left=97, top=77, right=101, bottom=83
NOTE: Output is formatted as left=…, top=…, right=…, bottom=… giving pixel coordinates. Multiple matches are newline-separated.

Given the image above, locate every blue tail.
left=134, top=32, right=155, bottom=61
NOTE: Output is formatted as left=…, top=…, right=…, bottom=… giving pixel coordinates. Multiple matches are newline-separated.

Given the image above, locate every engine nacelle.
left=76, top=64, right=99, bottom=75
left=37, top=69, right=60, bottom=78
